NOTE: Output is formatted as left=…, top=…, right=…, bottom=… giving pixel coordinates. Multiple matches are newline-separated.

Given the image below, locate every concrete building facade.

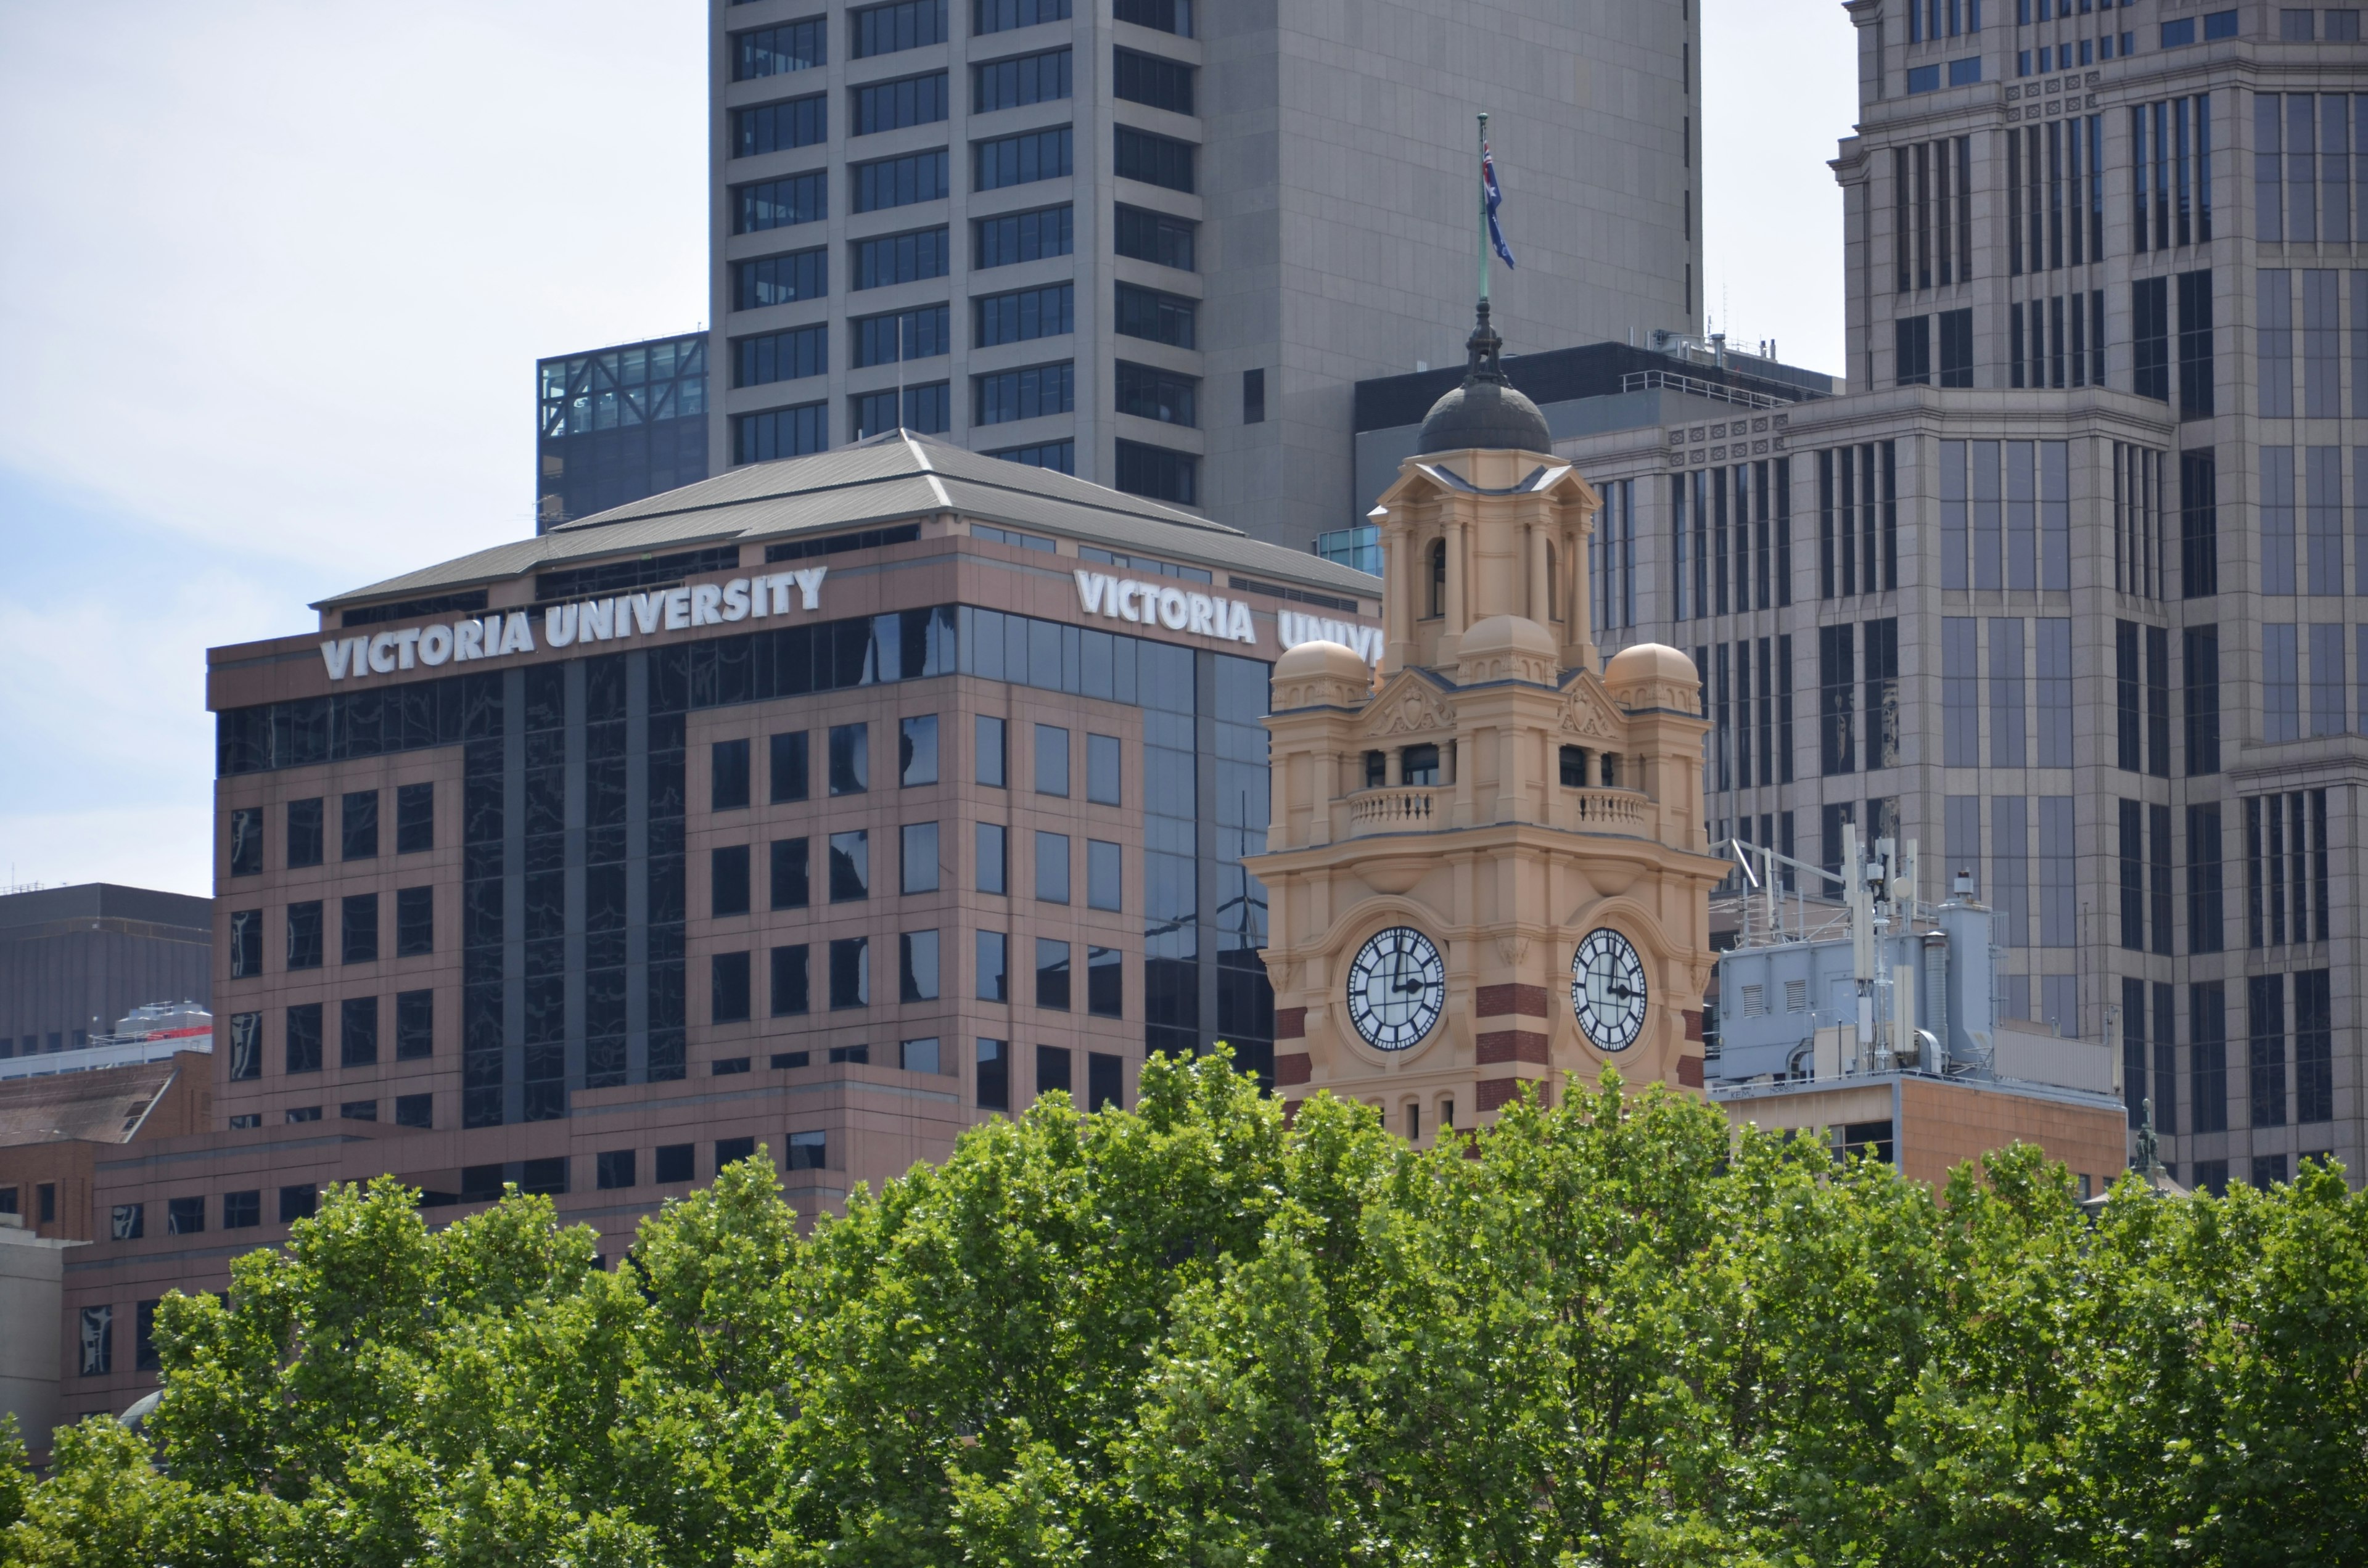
left=705, top=0, right=1702, bottom=548
left=1474, top=2, right=2368, bottom=1195
left=0, top=884, right=212, bottom=1063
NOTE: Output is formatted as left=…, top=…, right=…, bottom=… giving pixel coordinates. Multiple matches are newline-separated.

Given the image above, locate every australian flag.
left=1482, top=140, right=1516, bottom=270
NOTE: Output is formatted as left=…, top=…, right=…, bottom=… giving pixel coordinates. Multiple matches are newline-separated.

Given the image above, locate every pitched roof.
left=0, top=1059, right=185, bottom=1147
left=319, top=433, right=1381, bottom=610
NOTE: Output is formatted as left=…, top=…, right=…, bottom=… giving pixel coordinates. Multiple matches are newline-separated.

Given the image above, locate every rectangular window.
left=78, top=1306, right=111, bottom=1376
left=393, top=1093, right=430, bottom=1128
left=655, top=1144, right=694, bottom=1184
left=899, top=713, right=939, bottom=786
left=1035, top=723, right=1070, bottom=794
left=1113, top=47, right=1194, bottom=113
left=853, top=303, right=950, bottom=367
left=2296, top=967, right=2333, bottom=1122
left=852, top=70, right=949, bottom=135
left=976, top=0, right=1067, bottom=31
left=2187, top=803, right=2225, bottom=952
left=223, top=1190, right=260, bottom=1229
left=734, top=247, right=829, bottom=312
left=973, top=203, right=1072, bottom=268
left=228, top=805, right=264, bottom=875
left=287, top=796, right=324, bottom=867
left=976, top=822, right=1009, bottom=895
left=735, top=171, right=829, bottom=232
left=2177, top=268, right=2215, bottom=419
left=1114, top=202, right=1196, bottom=269
left=1818, top=623, right=1855, bottom=776
left=1116, top=359, right=1198, bottom=426
left=2180, top=449, right=2218, bottom=596
left=977, top=930, right=1009, bottom=1001
left=852, top=225, right=950, bottom=289
left=974, top=125, right=1072, bottom=189
left=2248, top=973, right=2287, bottom=1127
left=394, top=781, right=433, bottom=853
left=1087, top=733, right=1120, bottom=803
left=852, top=0, right=946, bottom=57
left=2119, top=800, right=2146, bottom=949
left=1036, top=937, right=1072, bottom=1009
left=976, top=1037, right=1010, bottom=1108
left=734, top=18, right=826, bottom=80
left=1087, top=946, right=1123, bottom=1019
left=2148, top=625, right=2173, bottom=776
left=853, top=149, right=949, bottom=212
left=830, top=723, right=870, bottom=794
left=734, top=93, right=827, bottom=156
left=900, top=930, right=940, bottom=1001
left=287, top=901, right=324, bottom=971
left=339, top=995, right=377, bottom=1068
left=2116, top=620, right=2143, bottom=771
left=829, top=829, right=871, bottom=901
left=902, top=822, right=940, bottom=893
left=713, top=737, right=752, bottom=810
left=1035, top=829, right=1071, bottom=901
left=734, top=403, right=828, bottom=463
left=396, top=990, right=432, bottom=1059
left=1242, top=367, right=1265, bottom=423
left=1114, top=125, right=1195, bottom=191
left=1088, top=838, right=1122, bottom=910
left=712, top=844, right=752, bottom=917
left=1988, top=617, right=2027, bottom=767
left=1114, top=282, right=1195, bottom=347
left=596, top=1149, right=636, bottom=1190
left=771, top=837, right=811, bottom=909
left=713, top=951, right=753, bottom=1023
left=1938, top=308, right=1973, bottom=387
left=734, top=324, right=829, bottom=386
left=829, top=936, right=870, bottom=1008
left=281, top=1184, right=316, bottom=1224
left=342, top=789, right=379, bottom=860
left=1862, top=618, right=1899, bottom=771
left=974, top=361, right=1075, bottom=425
left=974, top=282, right=1074, bottom=345
left=973, top=46, right=1071, bottom=111
left=975, top=714, right=1006, bottom=786
left=2035, top=617, right=2073, bottom=768
left=1114, top=0, right=1191, bottom=35
left=341, top=893, right=378, bottom=964
left=228, top=1010, right=262, bottom=1080
left=1895, top=314, right=1931, bottom=385
left=771, top=944, right=811, bottom=1015
left=852, top=380, right=950, bottom=437
left=1114, top=440, right=1196, bottom=505
left=2133, top=277, right=2170, bottom=402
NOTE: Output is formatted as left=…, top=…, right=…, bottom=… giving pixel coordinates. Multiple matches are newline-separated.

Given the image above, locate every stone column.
left=1384, top=521, right=1415, bottom=673
left=1443, top=514, right=1468, bottom=660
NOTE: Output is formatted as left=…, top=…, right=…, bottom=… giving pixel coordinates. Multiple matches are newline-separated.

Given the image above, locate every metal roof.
left=318, top=433, right=1382, bottom=611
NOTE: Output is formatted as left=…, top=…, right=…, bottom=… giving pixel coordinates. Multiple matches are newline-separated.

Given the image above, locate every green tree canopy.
left=3, top=1054, right=2362, bottom=1568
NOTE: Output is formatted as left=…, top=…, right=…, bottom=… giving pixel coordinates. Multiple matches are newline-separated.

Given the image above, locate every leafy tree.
left=4, top=1053, right=2364, bottom=1568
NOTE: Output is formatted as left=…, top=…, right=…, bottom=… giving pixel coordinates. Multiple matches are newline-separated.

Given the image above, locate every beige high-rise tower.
left=1249, top=310, right=1724, bottom=1133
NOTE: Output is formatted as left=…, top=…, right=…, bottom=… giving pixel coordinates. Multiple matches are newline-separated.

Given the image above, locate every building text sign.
left=1072, top=570, right=1382, bottom=662
left=319, top=569, right=829, bottom=682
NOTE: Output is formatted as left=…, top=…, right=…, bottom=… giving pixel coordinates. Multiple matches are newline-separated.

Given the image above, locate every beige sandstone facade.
left=1252, top=426, right=1725, bottom=1130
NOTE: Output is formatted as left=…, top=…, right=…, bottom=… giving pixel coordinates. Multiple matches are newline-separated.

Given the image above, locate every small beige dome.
left=1604, top=642, right=1697, bottom=686
left=1272, top=639, right=1371, bottom=683
left=1458, top=614, right=1557, bottom=661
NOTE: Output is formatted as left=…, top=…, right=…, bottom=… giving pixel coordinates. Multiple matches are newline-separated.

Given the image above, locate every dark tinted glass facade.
left=535, top=334, right=710, bottom=530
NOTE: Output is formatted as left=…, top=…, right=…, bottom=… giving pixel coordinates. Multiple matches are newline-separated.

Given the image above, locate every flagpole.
left=1477, top=112, right=1490, bottom=309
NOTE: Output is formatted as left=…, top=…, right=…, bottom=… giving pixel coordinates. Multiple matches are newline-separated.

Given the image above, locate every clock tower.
left=1248, top=306, right=1723, bottom=1133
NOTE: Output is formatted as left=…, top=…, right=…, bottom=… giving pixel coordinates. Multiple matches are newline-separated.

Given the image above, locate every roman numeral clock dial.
left=1571, top=927, right=1648, bottom=1052
left=1344, top=926, right=1446, bottom=1051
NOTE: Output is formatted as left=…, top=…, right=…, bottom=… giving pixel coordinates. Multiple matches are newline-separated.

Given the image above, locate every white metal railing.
left=1621, top=369, right=1792, bottom=411
left=0, top=1037, right=211, bottom=1081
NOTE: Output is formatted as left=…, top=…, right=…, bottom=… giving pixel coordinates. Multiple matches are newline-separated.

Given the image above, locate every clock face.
left=1344, top=926, right=1447, bottom=1051
left=1571, top=927, right=1648, bottom=1052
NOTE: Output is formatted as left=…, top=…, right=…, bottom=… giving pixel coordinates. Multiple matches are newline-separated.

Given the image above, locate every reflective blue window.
left=974, top=362, right=1074, bottom=424
left=735, top=403, right=828, bottom=463
left=733, top=18, right=826, bottom=80
left=974, top=126, right=1072, bottom=190
left=734, top=248, right=827, bottom=310
left=736, top=172, right=828, bottom=232
left=973, top=282, right=1073, bottom=346
left=855, top=149, right=950, bottom=211
left=853, top=226, right=950, bottom=289
left=974, top=205, right=1073, bottom=268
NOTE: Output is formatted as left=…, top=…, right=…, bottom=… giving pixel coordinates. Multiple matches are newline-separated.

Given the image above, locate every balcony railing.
left=1343, top=785, right=1650, bottom=836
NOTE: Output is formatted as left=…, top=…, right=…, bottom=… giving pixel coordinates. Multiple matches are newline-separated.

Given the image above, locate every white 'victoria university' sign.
left=319, top=569, right=829, bottom=682
left=1071, top=570, right=1383, bottom=663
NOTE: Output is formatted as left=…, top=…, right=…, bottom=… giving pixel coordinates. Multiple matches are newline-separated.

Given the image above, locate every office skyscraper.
left=707, top=0, right=1701, bottom=548
left=1504, top=2, right=2366, bottom=1194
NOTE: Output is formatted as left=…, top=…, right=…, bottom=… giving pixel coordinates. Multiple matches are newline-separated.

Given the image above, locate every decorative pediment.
left=1558, top=682, right=1625, bottom=742
left=1364, top=679, right=1457, bottom=738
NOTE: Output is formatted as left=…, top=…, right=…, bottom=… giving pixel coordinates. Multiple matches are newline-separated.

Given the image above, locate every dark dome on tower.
left=1416, top=302, right=1553, bottom=456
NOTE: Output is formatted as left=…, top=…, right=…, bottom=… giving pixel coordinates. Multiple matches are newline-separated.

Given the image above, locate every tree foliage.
left=4, top=1054, right=2362, bottom=1568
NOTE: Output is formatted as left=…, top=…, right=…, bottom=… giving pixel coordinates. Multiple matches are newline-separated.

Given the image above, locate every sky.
left=0, top=0, right=1859, bottom=900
